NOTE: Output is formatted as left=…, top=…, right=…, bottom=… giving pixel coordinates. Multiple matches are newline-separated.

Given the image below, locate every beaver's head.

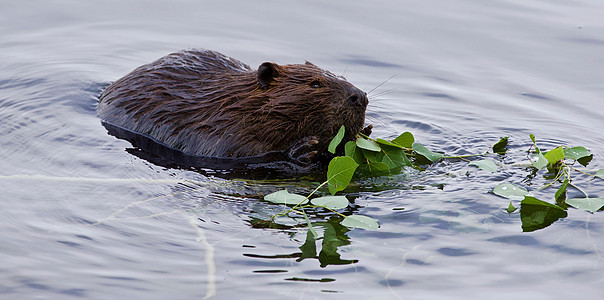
left=253, top=61, right=368, bottom=153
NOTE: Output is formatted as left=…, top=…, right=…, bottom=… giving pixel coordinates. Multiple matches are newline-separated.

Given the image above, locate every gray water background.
left=1, top=1, right=604, bottom=299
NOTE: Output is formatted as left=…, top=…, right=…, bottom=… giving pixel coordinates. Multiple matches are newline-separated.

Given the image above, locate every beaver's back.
left=98, top=49, right=368, bottom=161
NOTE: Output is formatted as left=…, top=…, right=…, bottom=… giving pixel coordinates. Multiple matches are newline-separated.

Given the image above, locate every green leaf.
left=311, top=196, right=349, bottom=210
left=328, top=125, right=345, bottom=154
left=381, top=146, right=411, bottom=169
left=341, top=215, right=379, bottom=230
left=356, top=137, right=381, bottom=152
left=327, top=156, right=359, bottom=195
left=493, top=183, right=529, bottom=200
left=492, top=136, right=509, bottom=154
left=544, top=146, right=564, bottom=165
left=564, top=146, right=591, bottom=160
left=362, top=149, right=384, bottom=163
left=507, top=201, right=517, bottom=213
left=392, top=132, right=414, bottom=148
left=412, top=143, right=444, bottom=162
left=376, top=138, right=403, bottom=149
left=566, top=197, right=604, bottom=213
left=597, top=169, right=604, bottom=179
left=357, top=161, right=390, bottom=177
left=264, top=190, right=308, bottom=205
left=300, top=210, right=319, bottom=238
left=555, top=179, right=569, bottom=202
left=469, top=159, right=498, bottom=173
left=530, top=152, right=548, bottom=170
left=344, top=141, right=364, bottom=165
left=520, top=196, right=567, bottom=232
left=529, top=134, right=540, bottom=153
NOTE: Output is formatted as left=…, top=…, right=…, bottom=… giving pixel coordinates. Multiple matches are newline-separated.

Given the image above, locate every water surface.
left=1, top=1, right=604, bottom=299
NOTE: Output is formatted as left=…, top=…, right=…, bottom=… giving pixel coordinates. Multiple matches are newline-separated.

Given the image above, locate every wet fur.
left=98, top=49, right=367, bottom=161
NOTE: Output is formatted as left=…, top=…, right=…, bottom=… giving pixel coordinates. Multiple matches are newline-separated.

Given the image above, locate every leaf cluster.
left=492, top=134, right=604, bottom=231
left=263, top=128, right=604, bottom=236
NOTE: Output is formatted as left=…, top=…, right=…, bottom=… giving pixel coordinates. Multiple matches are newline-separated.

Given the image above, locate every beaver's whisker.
left=367, top=75, right=396, bottom=96
left=368, top=89, right=395, bottom=100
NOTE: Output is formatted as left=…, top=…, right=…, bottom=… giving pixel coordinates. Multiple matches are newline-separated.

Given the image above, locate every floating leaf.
left=376, top=138, right=403, bottom=149
left=597, top=169, right=604, bottom=179
left=311, top=196, right=349, bottom=210
left=356, top=137, right=381, bottom=152
left=327, top=156, right=359, bottom=195
left=554, top=178, right=569, bottom=202
left=392, top=132, right=414, bottom=148
left=530, top=152, right=548, bottom=170
left=492, top=136, right=509, bottom=154
left=344, top=141, right=364, bottom=165
left=381, top=146, right=411, bottom=169
left=341, top=215, right=379, bottom=230
left=493, top=183, right=528, bottom=200
left=357, top=161, right=391, bottom=177
left=264, top=190, right=308, bottom=205
left=520, top=196, right=567, bottom=232
left=564, top=146, right=591, bottom=160
left=469, top=159, right=498, bottom=173
left=507, top=201, right=517, bottom=213
left=544, top=146, right=564, bottom=165
left=412, top=143, right=444, bottom=162
left=566, top=197, right=604, bottom=213
left=362, top=149, right=384, bottom=163
left=328, top=125, right=345, bottom=154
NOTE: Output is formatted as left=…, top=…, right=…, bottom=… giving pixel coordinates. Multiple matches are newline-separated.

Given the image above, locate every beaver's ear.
left=258, top=62, right=279, bottom=89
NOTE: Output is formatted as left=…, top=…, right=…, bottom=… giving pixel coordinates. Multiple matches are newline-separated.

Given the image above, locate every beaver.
left=98, top=49, right=369, bottom=170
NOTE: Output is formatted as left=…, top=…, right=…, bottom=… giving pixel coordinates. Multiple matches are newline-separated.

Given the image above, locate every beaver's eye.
left=310, top=80, right=322, bottom=88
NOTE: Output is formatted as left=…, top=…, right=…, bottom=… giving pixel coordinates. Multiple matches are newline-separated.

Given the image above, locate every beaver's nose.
left=347, top=92, right=369, bottom=107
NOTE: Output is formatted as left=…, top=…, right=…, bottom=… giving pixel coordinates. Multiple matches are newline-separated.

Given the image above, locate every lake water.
left=2, top=1, right=604, bottom=299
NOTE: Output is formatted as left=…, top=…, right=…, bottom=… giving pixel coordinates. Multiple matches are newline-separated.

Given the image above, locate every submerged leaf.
left=328, top=125, right=345, bottom=154
left=597, top=169, right=604, bottom=180
left=264, top=190, right=308, bottom=205
left=493, top=183, right=529, bottom=200
left=520, top=196, right=567, bottom=232
left=341, top=215, right=379, bottom=230
left=392, top=132, right=414, bottom=148
left=566, top=197, right=604, bottom=213
left=327, top=156, right=359, bottom=195
left=412, top=143, right=444, bottom=162
left=356, top=137, right=381, bottom=152
left=469, top=159, right=498, bottom=173
left=311, top=196, right=349, bottom=210
left=564, top=146, right=591, bottom=160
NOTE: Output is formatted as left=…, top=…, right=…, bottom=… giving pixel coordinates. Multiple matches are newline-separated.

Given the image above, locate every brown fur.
left=98, top=49, right=368, bottom=162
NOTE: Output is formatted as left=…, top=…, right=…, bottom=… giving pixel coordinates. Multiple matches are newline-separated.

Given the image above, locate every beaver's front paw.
left=288, top=136, right=321, bottom=164
left=360, top=124, right=373, bottom=136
